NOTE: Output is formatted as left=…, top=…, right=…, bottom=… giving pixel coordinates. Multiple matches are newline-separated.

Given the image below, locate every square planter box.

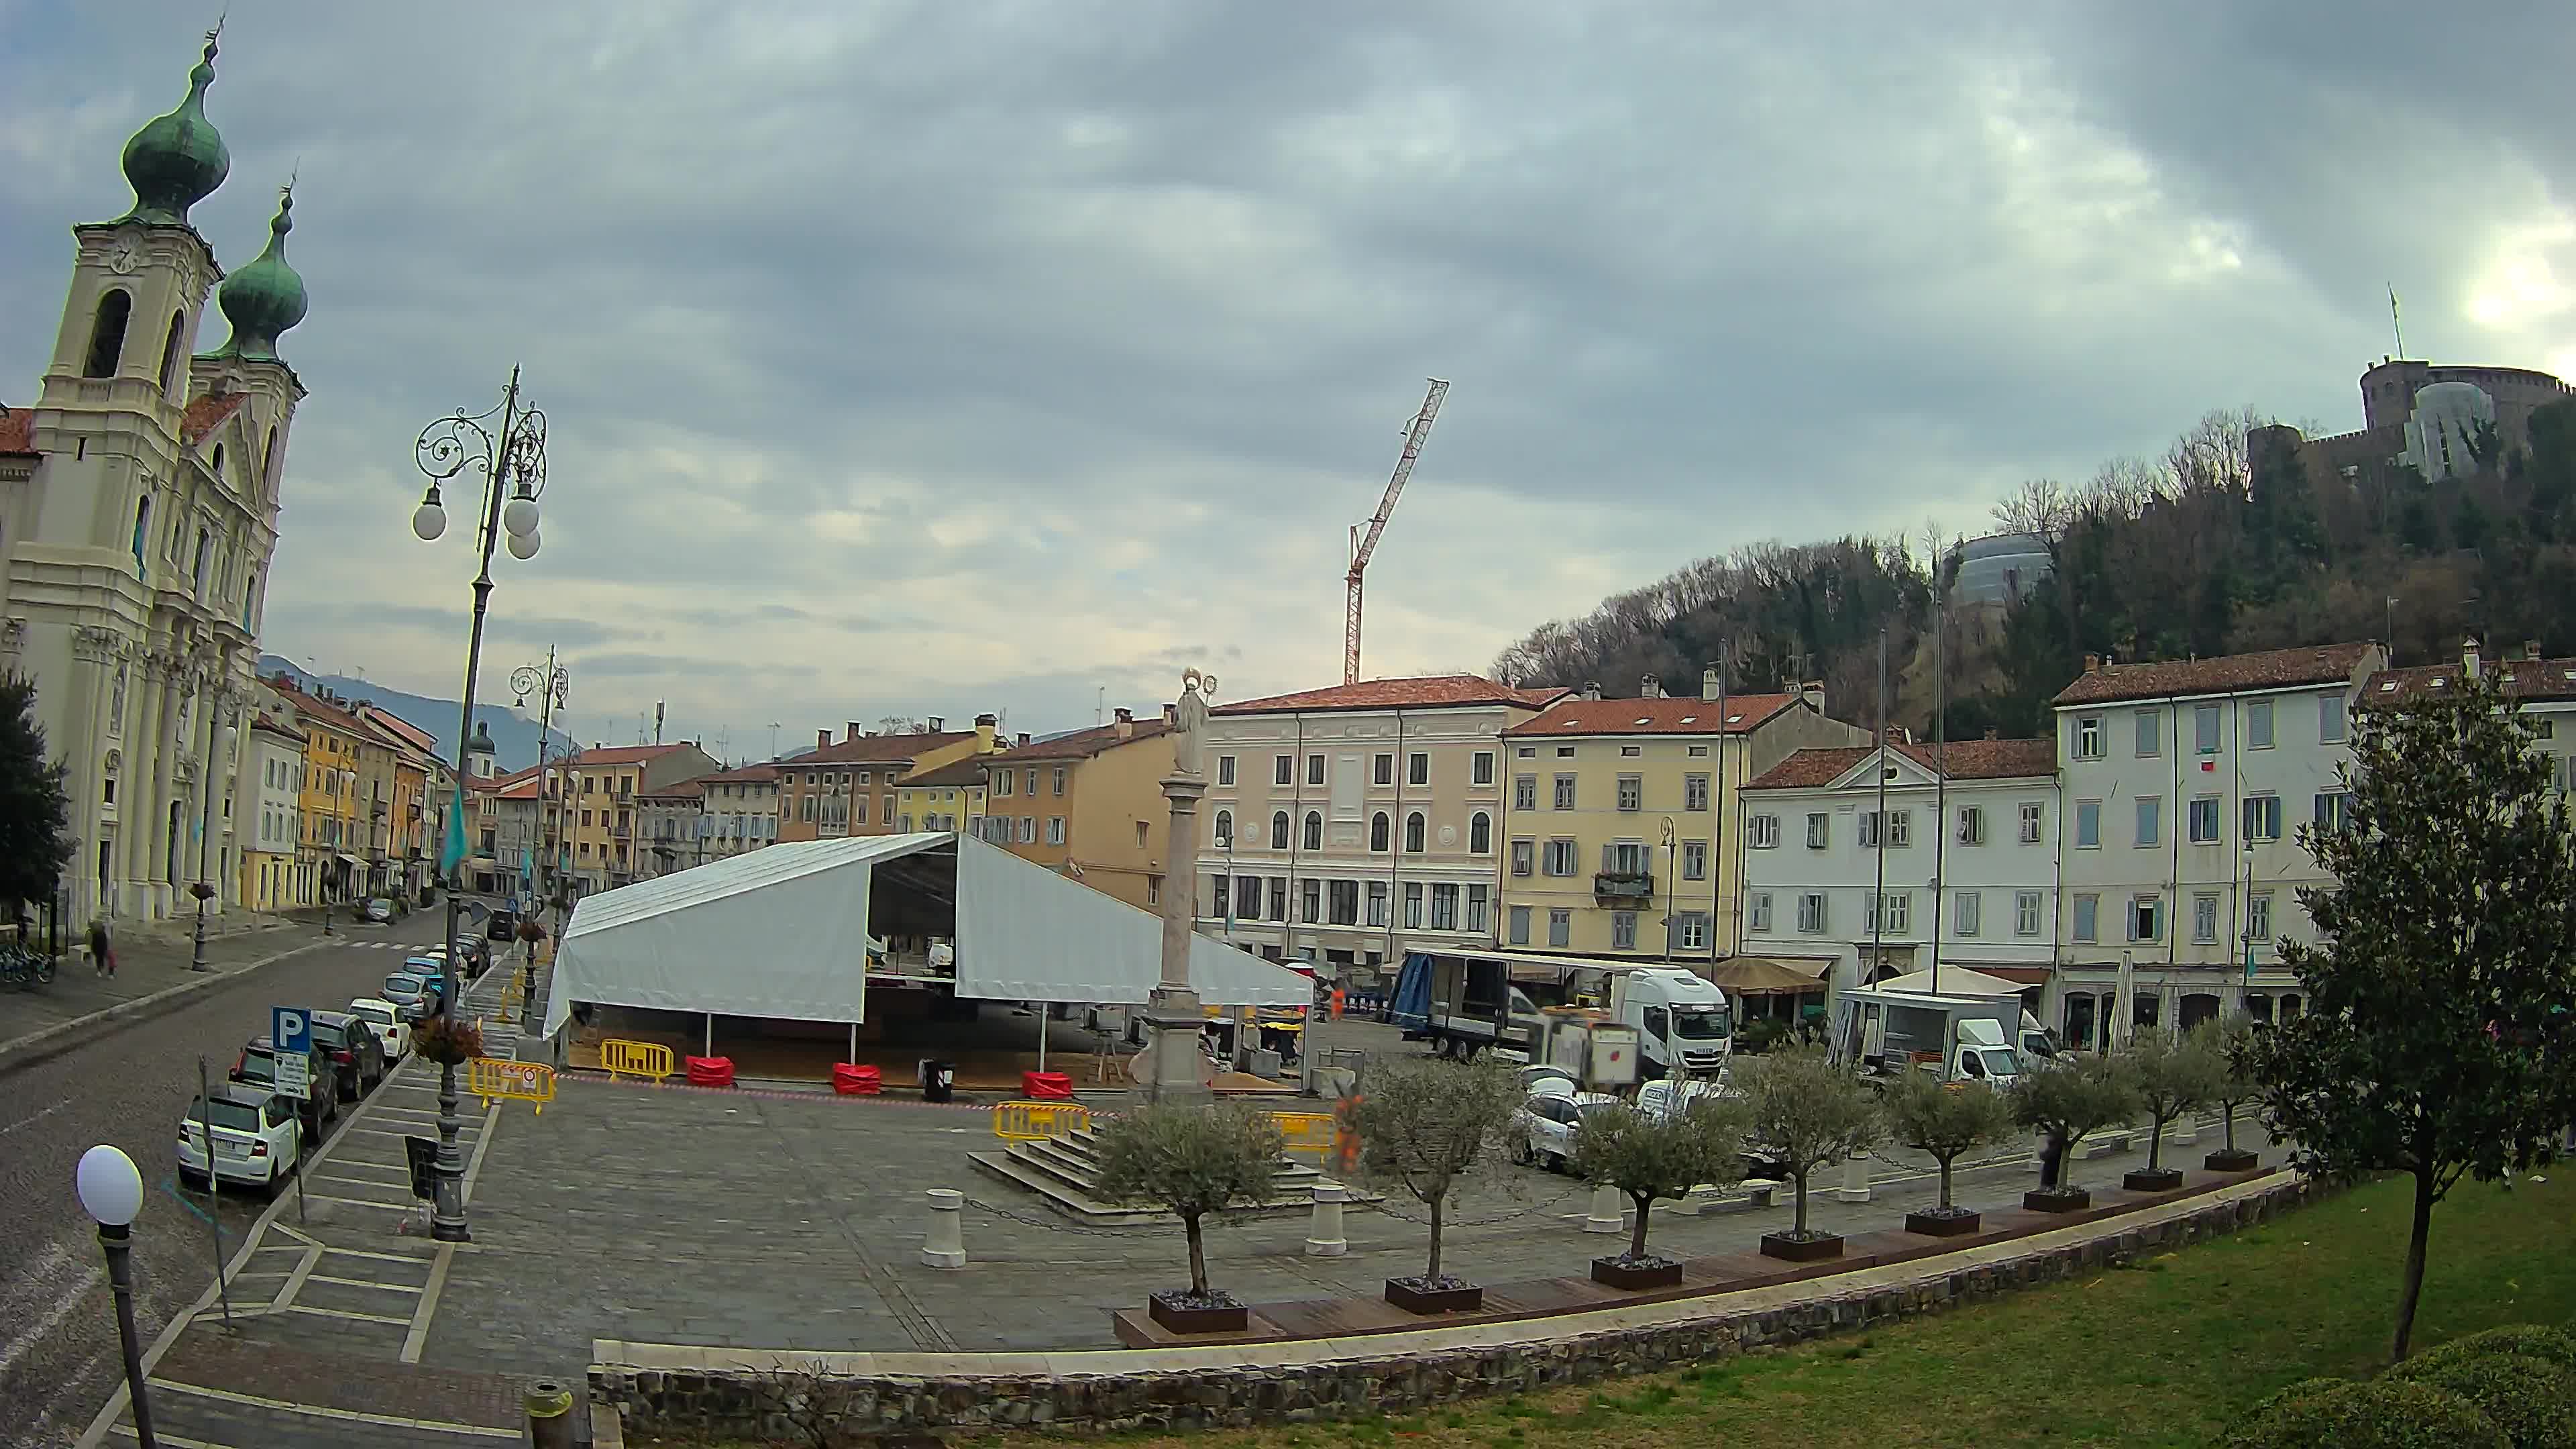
left=1384, top=1277, right=1483, bottom=1315
left=1147, top=1291, right=1248, bottom=1336
left=1591, top=1255, right=1685, bottom=1291
left=2204, top=1148, right=2261, bottom=1173
left=1905, top=1208, right=1983, bottom=1237
left=2023, top=1187, right=2092, bottom=1214
left=1760, top=1231, right=1844, bottom=1263
left=2123, top=1167, right=2186, bottom=1193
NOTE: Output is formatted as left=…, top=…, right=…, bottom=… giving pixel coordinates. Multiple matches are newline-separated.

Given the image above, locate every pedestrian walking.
left=88, top=918, right=114, bottom=979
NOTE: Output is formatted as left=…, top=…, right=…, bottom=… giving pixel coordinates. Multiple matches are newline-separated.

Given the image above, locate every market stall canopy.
left=1867, top=965, right=2029, bottom=998
left=541, top=832, right=1309, bottom=1038
left=1708, top=955, right=1832, bottom=996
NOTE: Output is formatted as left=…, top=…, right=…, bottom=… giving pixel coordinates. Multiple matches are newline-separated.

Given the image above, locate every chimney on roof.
left=1016, top=733, right=1031, bottom=747
left=1701, top=666, right=1722, bottom=702
left=974, top=713, right=997, bottom=750
left=1114, top=707, right=1134, bottom=739
left=2526, top=639, right=2544, bottom=662
left=818, top=728, right=831, bottom=751
left=1162, top=702, right=1177, bottom=726
left=1801, top=680, right=1825, bottom=713
left=847, top=721, right=864, bottom=741
left=928, top=716, right=945, bottom=733
left=1641, top=674, right=1662, bottom=698
left=1984, top=728, right=1999, bottom=741
left=2463, top=635, right=2481, bottom=680
left=1582, top=680, right=1603, bottom=701
left=2084, top=653, right=2101, bottom=673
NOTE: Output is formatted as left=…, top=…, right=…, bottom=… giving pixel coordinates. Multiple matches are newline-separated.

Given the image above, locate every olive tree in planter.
left=1570, top=1095, right=1752, bottom=1288
left=2196, top=1018, right=2263, bottom=1172
left=1884, top=1070, right=2017, bottom=1236
left=1737, top=1047, right=1882, bottom=1262
left=2121, top=1028, right=2226, bottom=1191
left=1352, top=1054, right=1521, bottom=1313
left=1093, top=1102, right=1286, bottom=1334
left=2010, top=1053, right=2136, bottom=1212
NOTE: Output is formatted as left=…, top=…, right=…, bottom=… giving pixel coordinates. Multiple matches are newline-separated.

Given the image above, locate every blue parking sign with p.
left=274, top=1006, right=310, bottom=1055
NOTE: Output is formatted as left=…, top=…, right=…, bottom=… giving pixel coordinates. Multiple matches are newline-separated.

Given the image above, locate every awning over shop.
left=542, top=832, right=1309, bottom=1038
left=333, top=853, right=363, bottom=869
left=1868, top=965, right=2032, bottom=998
left=1709, top=955, right=1832, bottom=996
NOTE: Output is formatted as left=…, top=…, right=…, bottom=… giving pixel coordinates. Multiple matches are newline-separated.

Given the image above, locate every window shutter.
left=1600, top=843, right=1616, bottom=872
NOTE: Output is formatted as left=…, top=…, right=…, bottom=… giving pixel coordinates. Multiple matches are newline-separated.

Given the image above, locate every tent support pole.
left=848, top=1021, right=857, bottom=1063
left=1037, top=1008, right=1049, bottom=1073
left=704, top=1013, right=712, bottom=1057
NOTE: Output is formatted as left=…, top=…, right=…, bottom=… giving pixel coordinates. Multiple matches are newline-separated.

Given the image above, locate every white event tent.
left=541, top=832, right=1311, bottom=1039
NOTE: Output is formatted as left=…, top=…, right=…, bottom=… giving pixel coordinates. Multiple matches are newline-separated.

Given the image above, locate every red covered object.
left=832, top=1063, right=882, bottom=1095
left=1022, top=1071, right=1073, bottom=1100
left=685, top=1055, right=735, bottom=1087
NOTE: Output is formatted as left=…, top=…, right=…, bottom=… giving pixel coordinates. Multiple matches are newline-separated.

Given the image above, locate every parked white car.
left=176, top=1082, right=301, bottom=1195
left=1509, top=1091, right=1620, bottom=1171
left=346, top=997, right=411, bottom=1061
left=1520, top=1064, right=1579, bottom=1099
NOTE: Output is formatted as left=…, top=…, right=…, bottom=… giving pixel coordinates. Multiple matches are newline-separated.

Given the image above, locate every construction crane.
left=1344, top=378, right=1449, bottom=685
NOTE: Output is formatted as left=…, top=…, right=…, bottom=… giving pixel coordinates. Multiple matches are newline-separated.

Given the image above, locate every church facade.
left=0, top=30, right=310, bottom=925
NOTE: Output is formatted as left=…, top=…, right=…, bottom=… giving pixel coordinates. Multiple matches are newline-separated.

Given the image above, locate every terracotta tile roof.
left=696, top=763, right=780, bottom=784
left=2365, top=657, right=2576, bottom=705
left=258, top=675, right=366, bottom=737
left=568, top=743, right=690, bottom=767
left=494, top=775, right=542, bottom=801
left=901, top=757, right=992, bottom=788
left=1746, top=737, right=2057, bottom=791
left=248, top=712, right=304, bottom=744
left=637, top=778, right=707, bottom=800
left=1505, top=693, right=1801, bottom=737
left=468, top=765, right=539, bottom=795
left=0, top=407, right=33, bottom=457
left=987, top=718, right=1173, bottom=761
left=1213, top=676, right=1568, bottom=716
left=180, top=392, right=249, bottom=447
left=356, top=706, right=439, bottom=757
left=2053, top=643, right=2378, bottom=706
left=798, top=731, right=976, bottom=765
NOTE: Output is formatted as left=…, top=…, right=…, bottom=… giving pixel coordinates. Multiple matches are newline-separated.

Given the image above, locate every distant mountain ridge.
left=257, top=655, right=576, bottom=773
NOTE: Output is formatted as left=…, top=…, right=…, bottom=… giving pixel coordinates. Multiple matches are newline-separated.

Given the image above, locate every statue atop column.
left=1171, top=667, right=1217, bottom=778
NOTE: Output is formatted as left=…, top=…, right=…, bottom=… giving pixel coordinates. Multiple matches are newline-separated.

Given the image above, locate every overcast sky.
left=5, top=2, right=2570, bottom=755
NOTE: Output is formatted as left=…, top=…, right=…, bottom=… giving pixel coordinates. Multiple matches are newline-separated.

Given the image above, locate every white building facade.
left=1193, top=676, right=1564, bottom=986
left=2049, top=642, right=2385, bottom=1047
left=0, top=36, right=307, bottom=924
left=1739, top=737, right=2061, bottom=1001
left=696, top=764, right=781, bottom=861
left=239, top=716, right=302, bottom=908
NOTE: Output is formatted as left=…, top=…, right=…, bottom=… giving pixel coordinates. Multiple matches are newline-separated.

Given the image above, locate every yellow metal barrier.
left=469, top=1057, right=558, bottom=1115
left=992, top=1099, right=1093, bottom=1142
left=600, top=1038, right=675, bottom=1083
left=1270, top=1111, right=1336, bottom=1157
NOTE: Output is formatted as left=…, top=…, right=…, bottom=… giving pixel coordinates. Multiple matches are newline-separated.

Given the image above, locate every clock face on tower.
left=106, top=241, right=141, bottom=275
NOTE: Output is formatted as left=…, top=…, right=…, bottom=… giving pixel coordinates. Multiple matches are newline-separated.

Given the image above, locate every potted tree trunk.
left=2121, top=1028, right=2225, bottom=1191
left=2197, top=1018, right=2263, bottom=1171
left=1737, top=1048, right=1883, bottom=1261
left=2010, top=1053, right=2136, bottom=1212
left=1570, top=1094, right=1752, bottom=1289
left=1885, top=1069, right=2017, bottom=1236
left=1352, top=1055, right=1521, bottom=1313
left=1093, top=1102, right=1285, bottom=1334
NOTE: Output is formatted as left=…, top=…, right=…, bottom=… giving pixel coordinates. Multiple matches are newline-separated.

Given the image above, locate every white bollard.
left=2027, top=1134, right=2047, bottom=1175
left=1583, top=1183, right=1625, bottom=1234
left=2172, top=1115, right=2198, bottom=1148
left=1835, top=1151, right=1872, bottom=1203
left=1304, top=1181, right=1348, bottom=1257
left=920, top=1188, right=967, bottom=1269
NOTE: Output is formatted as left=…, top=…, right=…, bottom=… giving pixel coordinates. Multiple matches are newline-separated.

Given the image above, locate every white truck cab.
left=1609, top=968, right=1735, bottom=1079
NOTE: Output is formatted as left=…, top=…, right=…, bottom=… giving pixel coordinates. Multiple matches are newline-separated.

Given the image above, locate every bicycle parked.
left=0, top=943, right=57, bottom=989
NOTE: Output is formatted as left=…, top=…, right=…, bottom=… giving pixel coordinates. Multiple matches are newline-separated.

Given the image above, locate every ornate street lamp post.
left=75, top=1145, right=156, bottom=1447
left=409, top=368, right=549, bottom=1243
left=511, top=652, right=568, bottom=1016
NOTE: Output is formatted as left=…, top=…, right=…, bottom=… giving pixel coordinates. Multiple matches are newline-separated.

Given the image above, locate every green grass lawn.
left=644, top=1171, right=2574, bottom=1449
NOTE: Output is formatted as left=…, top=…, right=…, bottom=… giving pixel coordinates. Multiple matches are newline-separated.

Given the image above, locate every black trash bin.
left=920, top=1059, right=956, bottom=1104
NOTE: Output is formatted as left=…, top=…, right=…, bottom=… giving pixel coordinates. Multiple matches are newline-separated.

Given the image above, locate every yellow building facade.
left=1497, top=678, right=1864, bottom=960
left=894, top=757, right=988, bottom=833
left=987, top=710, right=1175, bottom=912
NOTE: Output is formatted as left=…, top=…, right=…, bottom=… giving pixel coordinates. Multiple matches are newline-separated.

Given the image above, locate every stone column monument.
left=1142, top=669, right=1217, bottom=1104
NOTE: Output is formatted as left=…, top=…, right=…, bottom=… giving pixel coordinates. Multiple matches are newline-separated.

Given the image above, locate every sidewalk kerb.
left=0, top=936, right=327, bottom=1077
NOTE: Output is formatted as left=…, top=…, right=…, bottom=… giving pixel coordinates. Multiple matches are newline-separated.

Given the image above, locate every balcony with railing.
left=1593, top=871, right=1654, bottom=902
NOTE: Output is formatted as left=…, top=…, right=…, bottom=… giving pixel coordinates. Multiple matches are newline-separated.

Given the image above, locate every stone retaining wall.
left=595, top=1177, right=2318, bottom=1440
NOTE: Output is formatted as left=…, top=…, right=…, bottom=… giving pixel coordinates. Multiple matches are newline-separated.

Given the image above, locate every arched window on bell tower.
left=156, top=309, right=186, bottom=394
left=85, top=289, right=133, bottom=378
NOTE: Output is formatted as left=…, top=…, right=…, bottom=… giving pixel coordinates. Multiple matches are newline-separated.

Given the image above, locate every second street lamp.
left=410, top=367, right=549, bottom=1243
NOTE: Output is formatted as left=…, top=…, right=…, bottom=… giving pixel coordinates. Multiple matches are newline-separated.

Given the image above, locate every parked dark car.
left=230, top=1034, right=339, bottom=1132
left=486, top=908, right=519, bottom=943
left=309, top=1010, right=388, bottom=1099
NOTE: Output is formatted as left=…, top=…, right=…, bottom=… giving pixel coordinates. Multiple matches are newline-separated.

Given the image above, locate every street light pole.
left=76, top=1145, right=156, bottom=1448
left=511, top=649, right=568, bottom=1016
left=411, top=368, right=549, bottom=1244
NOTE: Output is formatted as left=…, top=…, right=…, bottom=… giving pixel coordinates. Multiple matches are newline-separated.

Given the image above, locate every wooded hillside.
left=1492, top=398, right=2576, bottom=737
